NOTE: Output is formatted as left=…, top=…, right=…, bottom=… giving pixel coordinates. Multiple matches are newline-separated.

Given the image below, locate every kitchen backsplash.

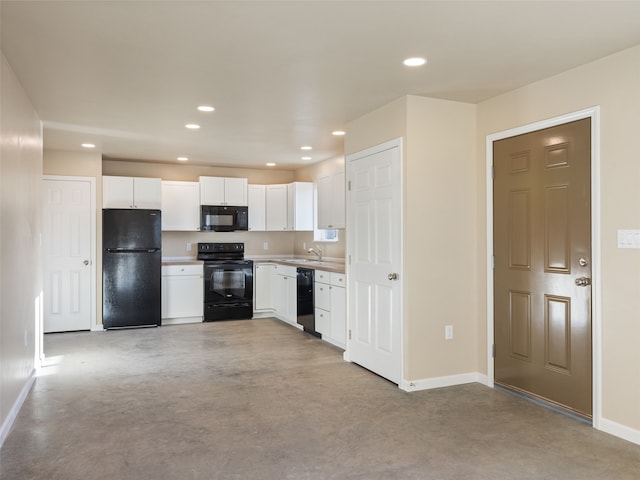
left=162, top=230, right=345, bottom=260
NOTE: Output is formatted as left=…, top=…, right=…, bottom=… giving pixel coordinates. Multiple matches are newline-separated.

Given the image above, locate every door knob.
left=575, top=277, right=591, bottom=287
left=83, top=259, right=90, bottom=266
left=388, top=273, right=398, bottom=281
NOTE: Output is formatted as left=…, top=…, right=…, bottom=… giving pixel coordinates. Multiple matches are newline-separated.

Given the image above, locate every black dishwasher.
left=296, top=268, right=317, bottom=336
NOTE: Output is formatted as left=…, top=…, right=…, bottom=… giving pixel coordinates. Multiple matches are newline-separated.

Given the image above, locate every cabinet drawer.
left=330, top=272, right=346, bottom=287
left=274, top=264, right=297, bottom=277
left=162, top=264, right=203, bottom=276
left=314, top=282, right=331, bottom=310
left=315, top=269, right=331, bottom=283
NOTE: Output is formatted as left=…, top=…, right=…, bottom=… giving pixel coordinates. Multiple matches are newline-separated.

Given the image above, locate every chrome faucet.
left=308, top=245, right=323, bottom=261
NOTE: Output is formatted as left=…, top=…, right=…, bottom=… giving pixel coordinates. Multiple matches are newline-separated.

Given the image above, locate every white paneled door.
left=42, top=177, right=94, bottom=332
left=346, top=139, right=402, bottom=384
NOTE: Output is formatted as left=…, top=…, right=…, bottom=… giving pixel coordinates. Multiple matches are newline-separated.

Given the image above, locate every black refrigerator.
left=102, top=209, right=161, bottom=329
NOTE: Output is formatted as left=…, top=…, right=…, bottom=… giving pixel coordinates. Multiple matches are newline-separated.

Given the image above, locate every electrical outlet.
left=445, top=325, right=454, bottom=340
left=303, top=241, right=306, bottom=250
left=186, top=242, right=192, bottom=252
left=263, top=242, right=269, bottom=250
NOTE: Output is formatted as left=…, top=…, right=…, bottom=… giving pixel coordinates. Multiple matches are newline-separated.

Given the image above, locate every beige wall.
left=103, top=158, right=295, bottom=184
left=0, top=53, right=43, bottom=441
left=477, top=44, right=640, bottom=432
left=43, top=149, right=103, bottom=328
left=345, top=95, right=478, bottom=382
left=405, top=96, right=477, bottom=379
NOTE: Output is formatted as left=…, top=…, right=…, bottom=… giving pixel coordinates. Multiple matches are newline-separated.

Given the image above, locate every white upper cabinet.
left=161, top=181, right=200, bottom=231
left=248, top=184, right=266, bottom=231
left=199, top=176, right=248, bottom=206
left=317, top=171, right=345, bottom=229
left=103, top=176, right=161, bottom=209
left=287, top=182, right=314, bottom=231
left=266, top=184, right=288, bottom=231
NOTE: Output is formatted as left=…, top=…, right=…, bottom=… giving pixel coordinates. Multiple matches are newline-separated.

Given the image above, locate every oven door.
left=203, top=261, right=253, bottom=321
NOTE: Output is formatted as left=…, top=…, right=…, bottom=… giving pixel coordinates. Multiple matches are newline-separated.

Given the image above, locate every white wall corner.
left=400, top=372, right=488, bottom=392
left=0, top=370, right=36, bottom=448
left=598, top=417, right=640, bottom=447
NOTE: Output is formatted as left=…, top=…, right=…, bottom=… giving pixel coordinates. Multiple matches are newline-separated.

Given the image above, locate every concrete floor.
left=1, top=319, right=639, bottom=479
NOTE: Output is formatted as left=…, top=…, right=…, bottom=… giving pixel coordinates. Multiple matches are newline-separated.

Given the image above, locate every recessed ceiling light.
left=332, top=130, right=346, bottom=136
left=403, top=57, right=427, bottom=67
left=81, top=143, right=95, bottom=148
left=301, top=156, right=312, bottom=161
left=197, top=105, right=215, bottom=112
left=266, top=163, right=276, bottom=167
left=185, top=124, right=200, bottom=129
left=177, top=156, right=188, bottom=161
left=300, top=146, right=312, bottom=151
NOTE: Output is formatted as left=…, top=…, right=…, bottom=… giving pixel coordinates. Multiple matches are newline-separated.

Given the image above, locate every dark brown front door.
left=493, top=118, right=592, bottom=417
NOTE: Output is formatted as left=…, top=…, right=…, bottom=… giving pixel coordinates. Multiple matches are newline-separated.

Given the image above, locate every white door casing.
left=42, top=176, right=96, bottom=332
left=345, top=138, right=403, bottom=384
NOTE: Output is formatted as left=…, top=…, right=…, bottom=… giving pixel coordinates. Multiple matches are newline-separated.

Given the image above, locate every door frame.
left=344, top=137, right=404, bottom=385
left=485, top=107, right=601, bottom=427
left=41, top=175, right=97, bottom=341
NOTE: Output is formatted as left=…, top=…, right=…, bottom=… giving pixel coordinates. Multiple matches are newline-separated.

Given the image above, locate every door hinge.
left=348, top=180, right=351, bottom=191
left=492, top=165, right=495, bottom=179
left=492, top=255, right=495, bottom=269
left=348, top=254, right=351, bottom=265
left=492, top=344, right=496, bottom=358
left=348, top=329, right=352, bottom=340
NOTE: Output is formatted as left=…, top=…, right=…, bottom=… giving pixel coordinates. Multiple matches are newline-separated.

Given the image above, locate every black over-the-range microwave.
left=200, top=205, right=248, bottom=232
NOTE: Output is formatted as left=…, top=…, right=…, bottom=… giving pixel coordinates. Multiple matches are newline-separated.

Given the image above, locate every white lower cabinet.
left=254, top=262, right=276, bottom=313
left=161, top=264, right=203, bottom=324
left=314, top=270, right=346, bottom=348
left=274, top=264, right=297, bottom=326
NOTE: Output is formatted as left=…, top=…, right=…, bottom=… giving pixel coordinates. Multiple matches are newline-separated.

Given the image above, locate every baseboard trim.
left=91, top=324, right=105, bottom=332
left=400, top=372, right=489, bottom=392
left=161, top=317, right=203, bottom=326
left=598, top=417, right=640, bottom=446
left=0, top=369, right=36, bottom=448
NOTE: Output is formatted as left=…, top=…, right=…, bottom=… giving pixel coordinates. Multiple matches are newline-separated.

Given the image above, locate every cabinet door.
left=331, top=171, right=346, bottom=229
left=103, top=176, right=134, bottom=208
left=274, top=274, right=288, bottom=320
left=248, top=185, right=266, bottom=231
left=266, top=184, right=288, bottom=231
left=287, top=182, right=314, bottom=231
left=224, top=178, right=248, bottom=206
left=133, top=177, right=162, bottom=209
left=330, top=285, right=346, bottom=347
left=317, top=172, right=345, bottom=229
left=199, top=176, right=225, bottom=205
left=254, top=263, right=275, bottom=310
left=161, top=265, right=203, bottom=319
left=161, top=181, right=200, bottom=231
left=285, top=273, right=297, bottom=323
left=316, top=175, right=332, bottom=229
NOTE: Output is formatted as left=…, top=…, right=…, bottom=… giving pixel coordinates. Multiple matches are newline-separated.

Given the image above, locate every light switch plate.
left=617, top=229, right=640, bottom=248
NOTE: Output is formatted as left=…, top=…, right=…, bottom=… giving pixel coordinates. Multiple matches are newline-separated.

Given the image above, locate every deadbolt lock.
left=578, top=257, right=589, bottom=267
left=575, top=277, right=591, bottom=287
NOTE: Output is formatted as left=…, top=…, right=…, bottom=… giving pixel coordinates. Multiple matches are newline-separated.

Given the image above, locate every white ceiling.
left=3, top=1, right=640, bottom=169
